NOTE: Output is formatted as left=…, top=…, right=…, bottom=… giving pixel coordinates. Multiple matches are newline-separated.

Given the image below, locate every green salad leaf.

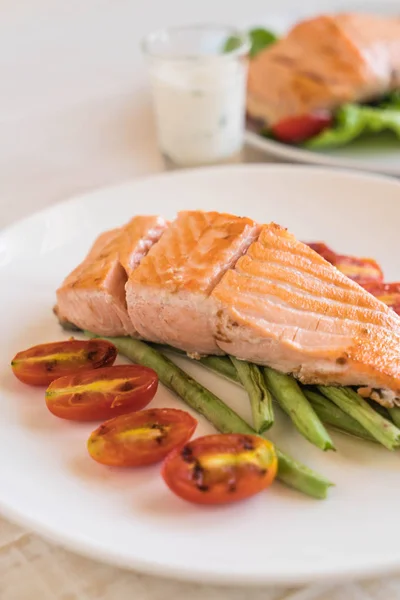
left=223, top=27, right=278, bottom=57
left=248, top=28, right=278, bottom=57
left=305, top=103, right=400, bottom=149
left=223, top=35, right=243, bottom=53
left=380, top=90, right=400, bottom=109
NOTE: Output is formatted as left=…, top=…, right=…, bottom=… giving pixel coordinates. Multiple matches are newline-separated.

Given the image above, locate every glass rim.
left=141, top=23, right=250, bottom=62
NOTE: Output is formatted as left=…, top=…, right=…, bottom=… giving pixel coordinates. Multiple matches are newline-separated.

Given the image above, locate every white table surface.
left=1, top=1, right=399, bottom=598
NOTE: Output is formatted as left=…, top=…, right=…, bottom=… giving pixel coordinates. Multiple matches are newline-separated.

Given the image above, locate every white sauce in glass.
left=148, top=57, right=248, bottom=166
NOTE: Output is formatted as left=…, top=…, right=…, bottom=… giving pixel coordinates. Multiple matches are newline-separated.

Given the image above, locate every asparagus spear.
left=230, top=357, right=274, bottom=432
left=304, top=389, right=376, bottom=443
left=200, top=355, right=241, bottom=383
left=264, top=367, right=335, bottom=451
left=86, top=333, right=332, bottom=499
left=365, top=398, right=391, bottom=419
left=153, top=342, right=382, bottom=442
left=276, top=451, right=333, bottom=501
left=152, top=345, right=240, bottom=383
left=318, top=386, right=400, bottom=450
left=389, top=407, right=400, bottom=429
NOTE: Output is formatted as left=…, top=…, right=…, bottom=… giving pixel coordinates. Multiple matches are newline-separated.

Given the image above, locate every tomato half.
left=362, top=282, right=400, bottom=315
left=307, top=242, right=384, bottom=284
left=46, top=365, right=158, bottom=421
left=87, top=408, right=197, bottom=466
left=162, top=434, right=277, bottom=505
left=306, top=242, right=338, bottom=265
left=11, top=339, right=117, bottom=386
left=334, top=255, right=383, bottom=284
left=271, top=112, right=333, bottom=144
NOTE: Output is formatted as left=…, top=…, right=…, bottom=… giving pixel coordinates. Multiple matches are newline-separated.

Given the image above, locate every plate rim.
left=3, top=489, right=400, bottom=588
left=1, top=162, right=399, bottom=240
left=245, top=130, right=400, bottom=176
left=2, top=163, right=400, bottom=586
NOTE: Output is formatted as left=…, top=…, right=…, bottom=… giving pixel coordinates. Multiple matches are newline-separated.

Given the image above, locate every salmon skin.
left=247, top=13, right=400, bottom=125
left=126, top=211, right=260, bottom=355
left=56, top=216, right=167, bottom=337
left=56, top=212, right=400, bottom=407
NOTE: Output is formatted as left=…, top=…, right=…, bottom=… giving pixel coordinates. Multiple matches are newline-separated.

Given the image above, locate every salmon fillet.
left=212, top=223, right=400, bottom=406
left=247, top=13, right=400, bottom=125
left=126, top=211, right=260, bottom=355
left=56, top=215, right=167, bottom=336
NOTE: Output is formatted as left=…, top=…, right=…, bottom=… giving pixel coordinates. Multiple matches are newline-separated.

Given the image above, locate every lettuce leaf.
left=248, top=28, right=278, bottom=57
left=305, top=102, right=400, bottom=149
left=223, top=28, right=278, bottom=57
left=377, top=90, right=400, bottom=110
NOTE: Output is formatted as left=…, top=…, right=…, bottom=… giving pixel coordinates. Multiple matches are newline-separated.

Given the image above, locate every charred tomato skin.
left=162, top=433, right=277, bottom=505
left=87, top=408, right=197, bottom=466
left=11, top=339, right=117, bottom=386
left=45, top=364, right=158, bottom=421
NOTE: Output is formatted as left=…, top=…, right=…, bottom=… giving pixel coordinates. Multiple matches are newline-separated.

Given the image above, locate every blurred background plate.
left=244, top=1, right=400, bottom=175
left=245, top=130, right=400, bottom=176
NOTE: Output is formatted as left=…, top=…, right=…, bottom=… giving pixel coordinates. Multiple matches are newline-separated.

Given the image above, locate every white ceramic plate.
left=1, top=165, right=400, bottom=586
left=246, top=130, right=400, bottom=176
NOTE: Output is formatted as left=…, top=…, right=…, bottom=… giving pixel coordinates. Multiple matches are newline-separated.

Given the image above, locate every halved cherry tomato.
left=333, top=255, right=383, bottom=284
left=307, top=242, right=384, bottom=284
left=271, top=112, right=333, bottom=144
left=162, top=433, right=277, bottom=505
left=46, top=365, right=158, bottom=421
left=87, top=408, right=197, bottom=466
left=306, top=242, right=338, bottom=265
left=11, top=339, right=117, bottom=386
left=362, top=282, right=400, bottom=316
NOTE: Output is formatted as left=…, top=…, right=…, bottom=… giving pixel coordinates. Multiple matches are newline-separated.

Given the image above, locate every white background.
left=0, top=0, right=396, bottom=228
left=1, top=1, right=399, bottom=599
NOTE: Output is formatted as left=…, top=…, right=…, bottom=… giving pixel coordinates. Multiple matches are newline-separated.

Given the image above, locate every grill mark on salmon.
left=56, top=215, right=167, bottom=336
left=222, top=269, right=398, bottom=331
left=126, top=211, right=260, bottom=354
left=212, top=223, right=400, bottom=405
left=237, top=256, right=388, bottom=310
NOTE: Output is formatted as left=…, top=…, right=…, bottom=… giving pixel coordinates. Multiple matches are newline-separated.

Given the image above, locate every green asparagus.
left=365, top=398, right=391, bottom=419
left=200, top=355, right=240, bottom=383
left=230, top=357, right=274, bottom=432
left=86, top=333, right=333, bottom=499
left=389, top=406, right=400, bottom=429
left=264, top=367, right=335, bottom=451
left=152, top=344, right=240, bottom=383
left=318, top=386, right=400, bottom=450
left=304, top=389, right=376, bottom=443
left=152, top=341, right=384, bottom=443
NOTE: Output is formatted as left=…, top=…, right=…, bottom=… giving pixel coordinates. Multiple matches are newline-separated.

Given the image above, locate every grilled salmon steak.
left=212, top=223, right=400, bottom=405
left=247, top=13, right=400, bottom=125
left=56, top=215, right=167, bottom=336
left=56, top=212, right=400, bottom=407
left=126, top=211, right=260, bottom=355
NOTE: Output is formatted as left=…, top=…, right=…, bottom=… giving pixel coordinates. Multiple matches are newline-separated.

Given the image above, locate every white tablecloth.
left=1, top=1, right=400, bottom=598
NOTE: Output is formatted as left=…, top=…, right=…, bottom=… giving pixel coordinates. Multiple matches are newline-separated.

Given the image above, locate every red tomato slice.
left=306, top=242, right=338, bottom=265
left=87, top=408, right=197, bottom=466
left=306, top=242, right=384, bottom=284
left=11, top=339, right=117, bottom=386
left=362, top=282, right=400, bottom=315
left=334, top=255, right=383, bottom=284
left=46, top=365, right=158, bottom=421
left=162, top=434, right=277, bottom=505
left=271, top=112, right=333, bottom=144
